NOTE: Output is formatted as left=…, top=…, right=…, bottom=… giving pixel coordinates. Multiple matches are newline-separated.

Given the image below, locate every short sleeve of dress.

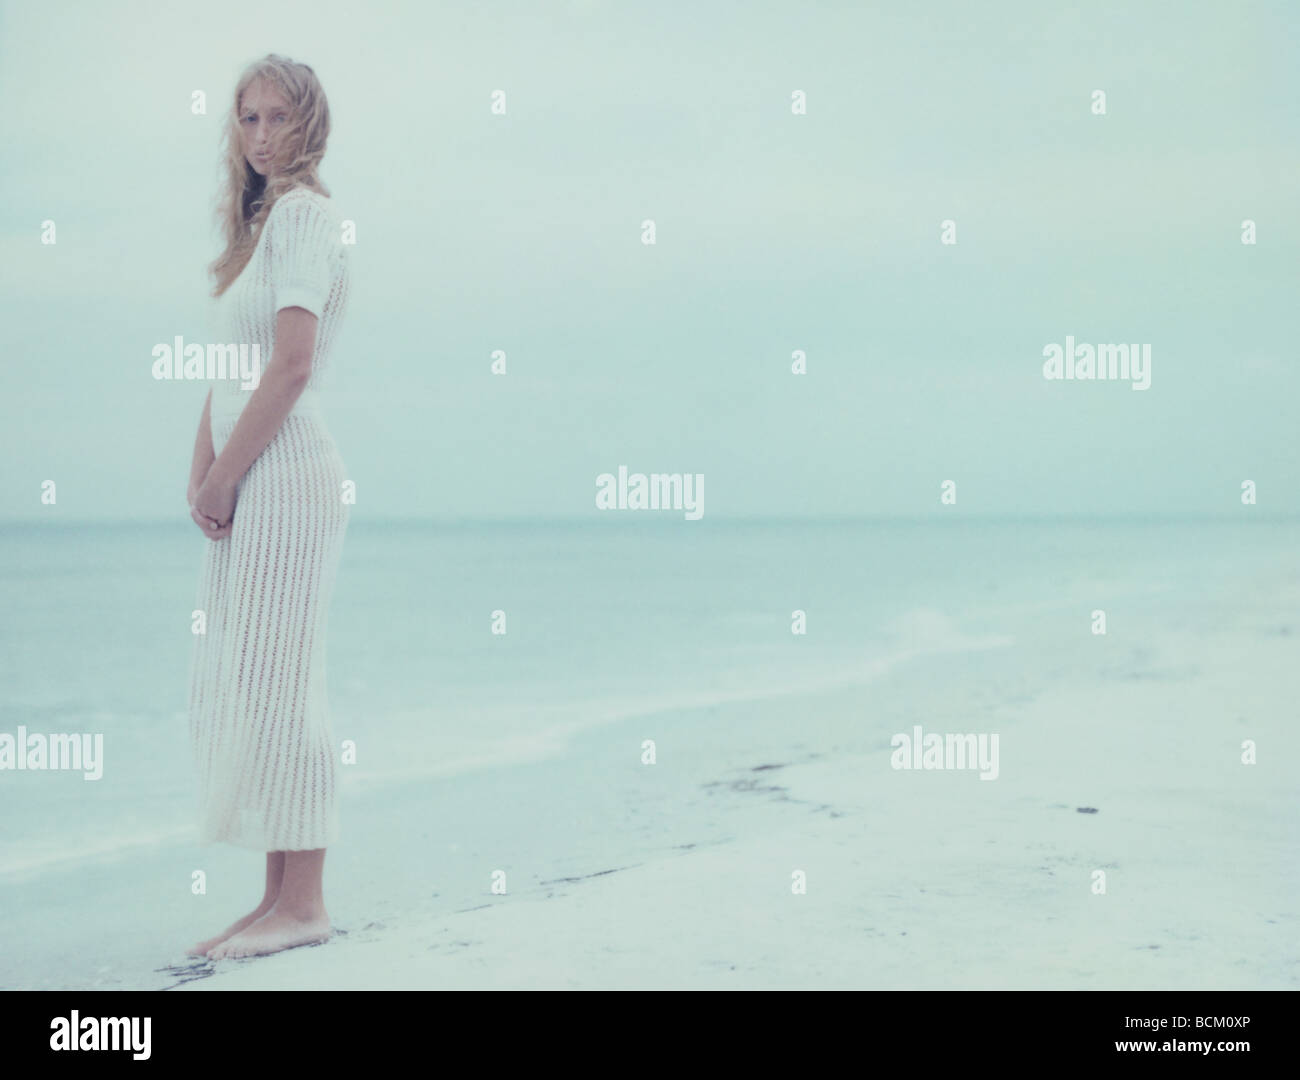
left=267, top=193, right=338, bottom=318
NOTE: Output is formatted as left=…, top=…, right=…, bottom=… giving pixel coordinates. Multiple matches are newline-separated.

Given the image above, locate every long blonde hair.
left=209, top=54, right=331, bottom=297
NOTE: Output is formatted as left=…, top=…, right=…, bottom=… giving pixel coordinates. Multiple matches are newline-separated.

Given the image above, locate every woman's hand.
left=190, top=504, right=229, bottom=538
left=191, top=472, right=238, bottom=540
left=188, top=472, right=221, bottom=537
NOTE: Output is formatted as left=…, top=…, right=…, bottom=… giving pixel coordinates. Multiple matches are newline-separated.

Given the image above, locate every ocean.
left=1, top=516, right=1294, bottom=870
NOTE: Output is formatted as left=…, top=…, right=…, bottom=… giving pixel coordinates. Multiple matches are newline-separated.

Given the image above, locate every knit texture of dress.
left=188, top=186, right=350, bottom=851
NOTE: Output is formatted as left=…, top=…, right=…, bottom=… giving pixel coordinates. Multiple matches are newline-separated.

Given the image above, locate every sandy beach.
left=164, top=589, right=1298, bottom=991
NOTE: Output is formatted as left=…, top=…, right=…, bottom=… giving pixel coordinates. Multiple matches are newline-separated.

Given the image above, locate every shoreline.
left=171, top=614, right=1296, bottom=991
left=1, top=585, right=1294, bottom=991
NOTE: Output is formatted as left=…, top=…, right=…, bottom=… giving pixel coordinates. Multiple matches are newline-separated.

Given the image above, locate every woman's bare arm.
left=188, top=389, right=215, bottom=503
left=191, top=307, right=318, bottom=530
left=207, top=307, right=317, bottom=488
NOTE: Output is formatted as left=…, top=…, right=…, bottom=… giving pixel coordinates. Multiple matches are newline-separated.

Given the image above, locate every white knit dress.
left=188, top=186, right=350, bottom=852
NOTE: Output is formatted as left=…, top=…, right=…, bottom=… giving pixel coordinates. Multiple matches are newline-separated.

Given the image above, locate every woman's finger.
left=190, top=506, right=226, bottom=536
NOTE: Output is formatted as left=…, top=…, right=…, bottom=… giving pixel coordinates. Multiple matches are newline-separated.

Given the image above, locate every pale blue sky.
left=2, top=0, right=1296, bottom=521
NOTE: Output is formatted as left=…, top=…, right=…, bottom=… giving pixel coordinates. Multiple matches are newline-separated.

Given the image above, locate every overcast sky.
left=2, top=0, right=1296, bottom=522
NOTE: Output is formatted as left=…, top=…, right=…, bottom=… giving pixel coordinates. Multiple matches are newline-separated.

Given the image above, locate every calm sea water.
left=0, top=516, right=1295, bottom=876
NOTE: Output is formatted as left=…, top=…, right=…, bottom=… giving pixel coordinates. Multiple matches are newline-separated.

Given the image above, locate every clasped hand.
left=189, top=472, right=237, bottom=540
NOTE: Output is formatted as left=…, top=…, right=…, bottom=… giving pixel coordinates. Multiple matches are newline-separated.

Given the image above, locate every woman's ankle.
left=269, top=897, right=327, bottom=921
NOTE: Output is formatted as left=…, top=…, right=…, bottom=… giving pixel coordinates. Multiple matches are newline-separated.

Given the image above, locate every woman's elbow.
left=276, top=352, right=315, bottom=385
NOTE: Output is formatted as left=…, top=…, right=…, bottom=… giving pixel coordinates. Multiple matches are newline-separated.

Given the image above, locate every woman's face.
left=238, top=78, right=292, bottom=176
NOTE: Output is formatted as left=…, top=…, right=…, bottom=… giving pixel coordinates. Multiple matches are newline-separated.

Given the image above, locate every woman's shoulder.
left=277, top=183, right=331, bottom=206
left=268, top=185, right=339, bottom=228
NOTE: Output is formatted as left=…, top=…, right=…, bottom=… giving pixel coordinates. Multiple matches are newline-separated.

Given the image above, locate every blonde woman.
left=186, top=54, right=350, bottom=960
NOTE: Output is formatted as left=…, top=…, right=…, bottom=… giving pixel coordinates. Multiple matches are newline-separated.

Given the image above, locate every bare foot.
left=187, top=903, right=274, bottom=957
left=208, top=906, right=332, bottom=960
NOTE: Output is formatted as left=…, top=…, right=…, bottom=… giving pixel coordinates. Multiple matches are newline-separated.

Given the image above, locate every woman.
left=185, top=54, right=351, bottom=961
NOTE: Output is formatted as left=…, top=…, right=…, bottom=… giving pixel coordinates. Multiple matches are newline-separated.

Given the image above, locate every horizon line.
left=2, top=512, right=1297, bottom=528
